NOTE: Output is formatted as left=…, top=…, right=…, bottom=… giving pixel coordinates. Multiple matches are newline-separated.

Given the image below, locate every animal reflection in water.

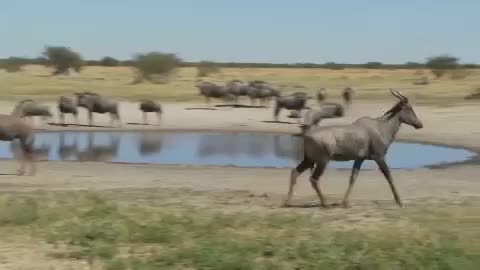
left=137, top=133, right=163, bottom=156
left=196, top=133, right=302, bottom=161
left=76, top=133, right=120, bottom=162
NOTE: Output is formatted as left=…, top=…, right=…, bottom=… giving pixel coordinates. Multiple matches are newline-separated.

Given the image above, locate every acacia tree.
left=425, top=55, right=459, bottom=78
left=43, top=46, right=83, bottom=75
left=132, top=52, right=181, bottom=84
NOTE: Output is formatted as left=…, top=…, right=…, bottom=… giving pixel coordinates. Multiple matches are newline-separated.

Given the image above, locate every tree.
left=99, top=56, right=120, bottom=67
left=197, top=61, right=220, bottom=77
left=43, top=46, right=83, bottom=75
left=425, top=55, right=459, bottom=78
left=133, top=52, right=181, bottom=83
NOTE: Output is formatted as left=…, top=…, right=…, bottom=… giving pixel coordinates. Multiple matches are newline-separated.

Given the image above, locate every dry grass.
left=1, top=65, right=480, bottom=102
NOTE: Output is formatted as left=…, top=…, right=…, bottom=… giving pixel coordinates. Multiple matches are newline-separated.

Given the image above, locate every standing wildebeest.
left=316, top=88, right=327, bottom=103
left=273, top=92, right=311, bottom=122
left=196, top=82, right=233, bottom=104
left=139, top=100, right=162, bottom=125
left=11, top=99, right=53, bottom=125
left=75, top=92, right=121, bottom=127
left=247, top=81, right=280, bottom=106
left=226, top=80, right=250, bottom=104
left=342, top=87, right=354, bottom=107
left=0, top=114, right=36, bottom=175
left=58, top=96, right=78, bottom=125
left=284, top=89, right=423, bottom=208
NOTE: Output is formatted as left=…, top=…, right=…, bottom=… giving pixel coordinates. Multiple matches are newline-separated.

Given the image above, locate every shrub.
left=43, top=46, right=83, bottom=75
left=324, top=62, right=344, bottom=70
left=197, top=61, right=220, bottom=77
left=0, top=57, right=27, bottom=72
left=425, top=55, right=459, bottom=78
left=363, top=61, right=383, bottom=69
left=99, top=56, right=120, bottom=67
left=132, top=52, right=181, bottom=83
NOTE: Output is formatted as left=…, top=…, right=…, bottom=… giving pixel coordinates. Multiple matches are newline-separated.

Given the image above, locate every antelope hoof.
left=281, top=201, right=291, bottom=208
left=342, top=201, right=351, bottom=208
left=16, top=169, right=25, bottom=176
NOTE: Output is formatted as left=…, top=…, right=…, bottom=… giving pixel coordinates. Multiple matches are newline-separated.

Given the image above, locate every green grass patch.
left=0, top=191, right=478, bottom=269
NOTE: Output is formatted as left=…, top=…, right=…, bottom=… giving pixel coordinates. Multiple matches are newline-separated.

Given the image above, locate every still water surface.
left=1, top=131, right=475, bottom=169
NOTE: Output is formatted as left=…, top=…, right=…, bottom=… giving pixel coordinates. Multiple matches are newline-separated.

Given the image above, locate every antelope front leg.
left=375, top=159, right=403, bottom=207
left=342, top=159, right=364, bottom=208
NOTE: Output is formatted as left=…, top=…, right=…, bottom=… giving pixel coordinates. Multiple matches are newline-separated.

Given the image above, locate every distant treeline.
left=2, top=57, right=479, bottom=69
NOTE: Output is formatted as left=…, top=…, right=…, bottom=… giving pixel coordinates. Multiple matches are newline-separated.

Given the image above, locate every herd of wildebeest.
left=0, top=78, right=423, bottom=208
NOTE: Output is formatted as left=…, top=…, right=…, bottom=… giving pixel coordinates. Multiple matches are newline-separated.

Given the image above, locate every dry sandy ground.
left=1, top=98, right=480, bottom=269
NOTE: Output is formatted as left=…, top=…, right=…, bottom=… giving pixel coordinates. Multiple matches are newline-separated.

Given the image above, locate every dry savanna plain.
left=0, top=65, right=479, bottom=269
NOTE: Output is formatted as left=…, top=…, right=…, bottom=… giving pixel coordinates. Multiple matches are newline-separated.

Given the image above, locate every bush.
left=43, top=46, right=83, bottom=75
left=99, top=56, right=120, bottom=67
left=0, top=57, right=27, bottom=72
left=363, top=61, right=383, bottom=69
left=324, top=62, right=344, bottom=70
left=426, top=55, right=459, bottom=78
left=132, top=52, right=181, bottom=83
left=197, top=61, right=220, bottom=77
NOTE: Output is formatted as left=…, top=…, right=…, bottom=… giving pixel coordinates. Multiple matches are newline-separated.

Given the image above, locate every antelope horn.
left=390, top=88, right=407, bottom=102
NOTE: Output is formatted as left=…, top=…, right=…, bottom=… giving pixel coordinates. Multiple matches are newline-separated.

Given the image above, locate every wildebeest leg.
left=59, top=112, right=65, bottom=125
left=296, top=110, right=302, bottom=124
left=142, top=112, right=147, bottom=125
left=74, top=113, right=79, bottom=125
left=88, top=111, right=93, bottom=126
left=342, top=159, right=364, bottom=208
left=156, top=112, right=162, bottom=126
left=273, top=103, right=281, bottom=122
left=283, top=158, right=314, bottom=206
left=205, top=96, right=210, bottom=105
left=310, top=161, right=328, bottom=207
left=375, top=159, right=403, bottom=207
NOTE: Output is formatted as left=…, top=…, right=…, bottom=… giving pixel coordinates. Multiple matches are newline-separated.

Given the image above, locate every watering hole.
left=1, top=131, right=476, bottom=169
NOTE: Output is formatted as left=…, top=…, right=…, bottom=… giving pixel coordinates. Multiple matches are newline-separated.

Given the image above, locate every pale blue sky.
left=0, top=0, right=477, bottom=63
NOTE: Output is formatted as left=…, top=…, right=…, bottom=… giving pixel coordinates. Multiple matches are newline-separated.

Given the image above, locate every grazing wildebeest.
left=342, top=87, right=354, bottom=107
left=316, top=88, right=327, bottom=103
left=139, top=100, right=162, bottom=125
left=284, top=89, right=423, bottom=208
left=196, top=82, right=233, bottom=104
left=11, top=99, right=53, bottom=125
left=273, top=92, right=311, bottom=122
left=75, top=92, right=121, bottom=127
left=0, top=114, right=36, bottom=175
left=57, top=96, right=78, bottom=125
